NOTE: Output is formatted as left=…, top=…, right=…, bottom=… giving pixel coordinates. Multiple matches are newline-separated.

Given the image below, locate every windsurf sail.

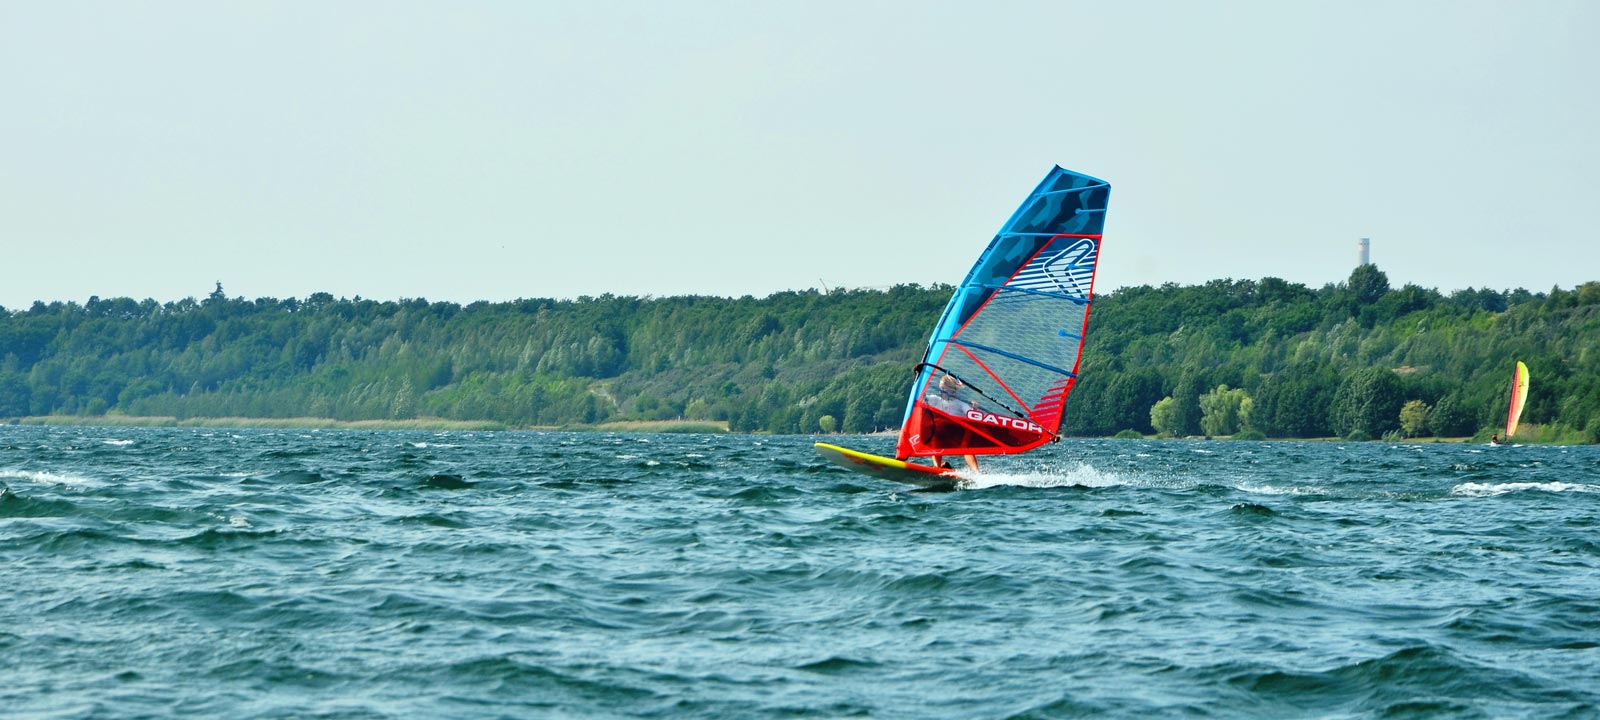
left=1504, top=360, right=1530, bottom=438
left=895, top=166, right=1110, bottom=460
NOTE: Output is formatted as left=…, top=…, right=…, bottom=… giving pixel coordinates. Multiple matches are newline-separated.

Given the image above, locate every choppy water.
left=2, top=426, right=1597, bottom=719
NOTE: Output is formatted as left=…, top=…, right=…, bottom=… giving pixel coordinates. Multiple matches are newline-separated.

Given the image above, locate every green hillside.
left=3, top=268, right=1598, bottom=442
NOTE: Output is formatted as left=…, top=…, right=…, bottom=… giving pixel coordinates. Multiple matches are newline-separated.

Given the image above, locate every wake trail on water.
left=961, top=462, right=1415, bottom=499
left=962, top=462, right=1136, bottom=490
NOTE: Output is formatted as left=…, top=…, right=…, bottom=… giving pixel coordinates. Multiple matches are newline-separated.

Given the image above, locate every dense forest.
left=3, top=266, right=1599, bottom=442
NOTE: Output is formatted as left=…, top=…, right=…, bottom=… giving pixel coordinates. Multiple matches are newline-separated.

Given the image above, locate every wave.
left=1219, top=644, right=1580, bottom=714
left=1233, top=482, right=1329, bottom=496
left=1451, top=481, right=1600, bottom=497
left=0, top=468, right=101, bottom=488
left=0, top=491, right=84, bottom=518
left=793, top=655, right=879, bottom=674
left=421, top=473, right=475, bottom=490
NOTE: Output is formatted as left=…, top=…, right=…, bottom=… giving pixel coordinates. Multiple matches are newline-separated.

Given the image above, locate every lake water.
left=2, top=426, right=1597, bottom=718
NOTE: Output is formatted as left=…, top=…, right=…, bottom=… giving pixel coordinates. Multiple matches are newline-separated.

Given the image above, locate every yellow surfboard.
left=814, top=442, right=961, bottom=491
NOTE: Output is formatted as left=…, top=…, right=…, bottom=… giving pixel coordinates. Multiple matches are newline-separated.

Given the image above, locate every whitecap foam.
left=0, top=469, right=101, bottom=487
left=1451, top=481, right=1600, bottom=497
left=102, top=439, right=135, bottom=447
left=410, top=442, right=460, bottom=449
left=964, top=462, right=1128, bottom=490
left=1235, top=482, right=1323, bottom=496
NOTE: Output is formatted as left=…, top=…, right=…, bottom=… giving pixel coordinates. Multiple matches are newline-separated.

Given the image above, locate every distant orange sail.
left=1504, top=361, right=1530, bottom=437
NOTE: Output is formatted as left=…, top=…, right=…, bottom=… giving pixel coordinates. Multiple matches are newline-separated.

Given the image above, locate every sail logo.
left=966, top=409, right=1044, bottom=434
left=1038, top=239, right=1097, bottom=298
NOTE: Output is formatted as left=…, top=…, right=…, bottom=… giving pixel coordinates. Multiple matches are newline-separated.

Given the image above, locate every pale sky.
left=2, top=1, right=1595, bottom=309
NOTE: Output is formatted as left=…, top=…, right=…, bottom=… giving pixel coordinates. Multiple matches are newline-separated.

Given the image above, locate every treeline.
left=1062, top=266, right=1600, bottom=442
left=3, top=267, right=1600, bottom=441
left=0, top=283, right=943, bottom=433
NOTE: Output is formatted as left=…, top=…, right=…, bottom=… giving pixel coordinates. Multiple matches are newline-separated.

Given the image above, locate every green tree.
left=1332, top=367, right=1404, bottom=439
left=1171, top=371, right=1205, bottom=437
left=1399, top=399, right=1431, bottom=438
left=1349, top=264, right=1391, bottom=306
left=1103, top=369, right=1165, bottom=434
left=1150, top=396, right=1179, bottom=437
left=1199, top=384, right=1252, bottom=437
left=390, top=377, right=417, bottom=419
left=1251, top=362, right=1337, bottom=438
left=818, top=414, right=837, bottom=434
left=1428, top=391, right=1475, bottom=437
left=684, top=398, right=712, bottom=420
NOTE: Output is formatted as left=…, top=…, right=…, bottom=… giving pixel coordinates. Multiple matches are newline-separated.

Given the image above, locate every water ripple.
left=1, top=427, right=1596, bottom=717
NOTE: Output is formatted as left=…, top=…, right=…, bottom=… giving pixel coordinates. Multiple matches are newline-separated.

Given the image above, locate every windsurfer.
left=928, top=374, right=980, bottom=471
left=1491, top=433, right=1501, bottom=445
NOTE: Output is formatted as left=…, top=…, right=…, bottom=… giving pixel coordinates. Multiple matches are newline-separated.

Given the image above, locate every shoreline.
left=2, top=415, right=730, bottom=434
left=0, top=416, right=1524, bottom=443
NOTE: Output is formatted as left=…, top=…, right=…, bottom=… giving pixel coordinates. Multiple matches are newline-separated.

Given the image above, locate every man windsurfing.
left=928, top=374, right=979, bottom=472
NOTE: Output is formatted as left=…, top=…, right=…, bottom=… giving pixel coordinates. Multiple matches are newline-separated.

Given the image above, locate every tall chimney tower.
left=1358, top=237, right=1371, bottom=266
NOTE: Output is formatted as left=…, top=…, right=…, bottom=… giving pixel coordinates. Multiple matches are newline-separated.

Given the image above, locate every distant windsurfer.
left=928, top=374, right=980, bottom=471
left=1491, top=433, right=1502, bottom=445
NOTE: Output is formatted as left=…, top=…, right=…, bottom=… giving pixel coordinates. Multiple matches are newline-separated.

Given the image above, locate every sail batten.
left=969, top=283, right=1092, bottom=304
left=896, top=166, right=1110, bottom=460
left=949, top=340, right=1077, bottom=378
